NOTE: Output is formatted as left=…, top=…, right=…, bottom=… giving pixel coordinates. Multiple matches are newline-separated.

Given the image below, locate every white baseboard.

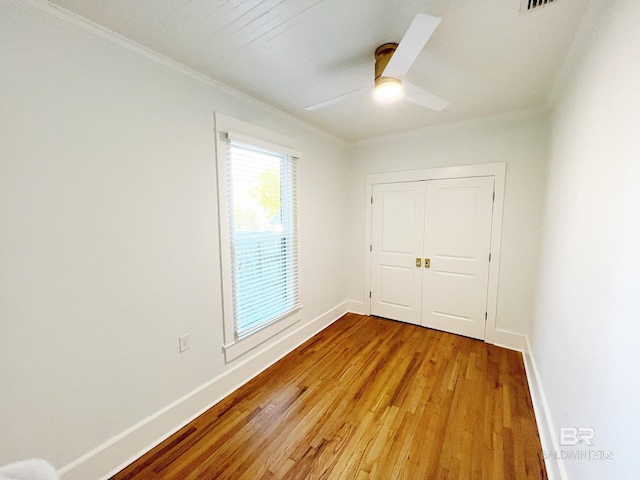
left=58, top=300, right=352, bottom=480
left=522, top=335, right=567, bottom=480
left=345, top=299, right=365, bottom=315
left=488, top=328, right=527, bottom=352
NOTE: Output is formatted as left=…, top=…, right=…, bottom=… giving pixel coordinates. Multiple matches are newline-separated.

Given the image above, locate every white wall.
left=347, top=112, right=550, bottom=338
left=531, top=0, right=640, bottom=478
left=0, top=2, right=349, bottom=478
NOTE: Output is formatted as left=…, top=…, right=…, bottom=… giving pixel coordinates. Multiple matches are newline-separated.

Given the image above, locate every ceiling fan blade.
left=382, top=14, right=441, bottom=80
left=403, top=81, right=449, bottom=111
left=304, top=86, right=369, bottom=111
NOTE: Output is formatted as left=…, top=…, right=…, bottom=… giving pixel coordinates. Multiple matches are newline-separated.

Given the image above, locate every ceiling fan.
left=305, top=13, right=449, bottom=112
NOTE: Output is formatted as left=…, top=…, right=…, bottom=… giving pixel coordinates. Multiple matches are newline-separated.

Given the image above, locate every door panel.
left=431, top=271, right=474, bottom=321
left=431, top=187, right=478, bottom=259
left=370, top=182, right=425, bottom=325
left=421, top=177, right=494, bottom=339
left=379, top=266, right=414, bottom=308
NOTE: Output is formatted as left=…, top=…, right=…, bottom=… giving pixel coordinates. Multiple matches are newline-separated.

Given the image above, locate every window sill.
left=222, top=308, right=302, bottom=363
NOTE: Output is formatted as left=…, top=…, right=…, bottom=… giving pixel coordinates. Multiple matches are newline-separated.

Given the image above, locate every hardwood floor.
left=111, top=314, right=546, bottom=480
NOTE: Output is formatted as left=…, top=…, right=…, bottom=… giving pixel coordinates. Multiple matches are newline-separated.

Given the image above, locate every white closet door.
left=421, top=177, right=494, bottom=340
left=370, top=182, right=425, bottom=325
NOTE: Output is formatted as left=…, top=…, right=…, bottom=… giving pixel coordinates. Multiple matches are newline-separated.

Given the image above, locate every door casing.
left=364, top=162, right=507, bottom=347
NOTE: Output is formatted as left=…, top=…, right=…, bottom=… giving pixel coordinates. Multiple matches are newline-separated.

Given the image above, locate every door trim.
left=364, top=162, right=506, bottom=346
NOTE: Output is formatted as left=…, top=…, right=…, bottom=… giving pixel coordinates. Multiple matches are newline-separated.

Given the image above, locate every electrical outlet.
left=179, top=333, right=190, bottom=353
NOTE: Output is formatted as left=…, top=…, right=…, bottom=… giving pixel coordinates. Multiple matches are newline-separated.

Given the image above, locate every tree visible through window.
left=227, top=140, right=299, bottom=338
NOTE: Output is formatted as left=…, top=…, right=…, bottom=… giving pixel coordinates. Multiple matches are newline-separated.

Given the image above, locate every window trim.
left=214, top=113, right=302, bottom=363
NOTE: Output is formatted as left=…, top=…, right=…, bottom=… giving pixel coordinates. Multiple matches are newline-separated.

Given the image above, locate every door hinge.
left=489, top=252, right=492, bottom=262
left=370, top=245, right=372, bottom=252
left=493, top=191, right=495, bottom=201
left=485, top=312, right=488, bottom=321
left=371, top=196, right=373, bottom=204
left=369, top=291, right=372, bottom=298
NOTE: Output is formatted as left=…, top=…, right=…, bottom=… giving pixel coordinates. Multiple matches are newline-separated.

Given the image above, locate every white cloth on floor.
left=0, top=460, right=58, bottom=480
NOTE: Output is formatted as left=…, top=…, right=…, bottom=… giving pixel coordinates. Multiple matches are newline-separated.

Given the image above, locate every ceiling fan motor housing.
left=374, top=43, right=399, bottom=87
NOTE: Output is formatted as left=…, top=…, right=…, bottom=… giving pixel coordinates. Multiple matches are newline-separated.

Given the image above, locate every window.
left=227, top=140, right=299, bottom=337
left=215, top=114, right=302, bottom=362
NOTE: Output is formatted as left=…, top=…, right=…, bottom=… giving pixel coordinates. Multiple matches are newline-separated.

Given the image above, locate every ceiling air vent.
left=521, top=0, right=556, bottom=12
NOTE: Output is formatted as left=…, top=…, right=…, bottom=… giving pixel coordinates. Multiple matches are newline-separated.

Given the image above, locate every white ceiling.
left=50, top=0, right=589, bottom=142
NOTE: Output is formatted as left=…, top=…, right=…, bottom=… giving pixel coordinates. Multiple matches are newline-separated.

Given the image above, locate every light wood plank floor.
left=111, top=314, right=546, bottom=480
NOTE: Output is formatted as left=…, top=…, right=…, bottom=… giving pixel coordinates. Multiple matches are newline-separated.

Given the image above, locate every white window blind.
left=226, top=138, right=300, bottom=339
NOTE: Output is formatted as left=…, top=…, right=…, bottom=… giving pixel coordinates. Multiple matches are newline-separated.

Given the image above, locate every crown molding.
left=9, top=0, right=345, bottom=146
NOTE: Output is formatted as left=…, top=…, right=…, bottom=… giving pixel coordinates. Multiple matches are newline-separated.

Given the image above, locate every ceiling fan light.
left=374, top=77, right=403, bottom=102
